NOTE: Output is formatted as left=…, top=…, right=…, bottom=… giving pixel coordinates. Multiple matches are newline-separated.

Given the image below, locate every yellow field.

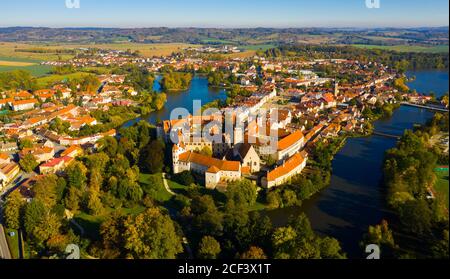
left=0, top=42, right=200, bottom=61
left=0, top=60, right=36, bottom=66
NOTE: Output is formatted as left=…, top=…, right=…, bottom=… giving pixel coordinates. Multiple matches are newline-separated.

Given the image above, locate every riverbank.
left=264, top=105, right=436, bottom=258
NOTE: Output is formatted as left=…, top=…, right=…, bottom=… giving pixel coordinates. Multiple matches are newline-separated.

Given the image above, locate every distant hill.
left=0, top=27, right=448, bottom=48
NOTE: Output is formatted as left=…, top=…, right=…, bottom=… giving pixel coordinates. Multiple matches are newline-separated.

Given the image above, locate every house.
left=0, top=142, right=18, bottom=152
left=262, top=152, right=308, bottom=189
left=20, top=146, right=55, bottom=163
left=60, top=145, right=83, bottom=158
left=0, top=152, right=10, bottom=164
left=0, top=162, right=20, bottom=188
left=11, top=99, right=38, bottom=111
left=173, top=146, right=241, bottom=189
left=39, top=156, right=74, bottom=174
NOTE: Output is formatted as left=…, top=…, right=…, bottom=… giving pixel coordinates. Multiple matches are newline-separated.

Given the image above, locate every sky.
left=0, top=0, right=448, bottom=28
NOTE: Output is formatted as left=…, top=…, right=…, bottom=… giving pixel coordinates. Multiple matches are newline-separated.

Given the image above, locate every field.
left=434, top=168, right=449, bottom=206
left=352, top=44, right=449, bottom=53
left=0, top=56, right=52, bottom=76
left=5, top=228, right=20, bottom=259
left=0, top=41, right=199, bottom=60
left=35, top=72, right=90, bottom=87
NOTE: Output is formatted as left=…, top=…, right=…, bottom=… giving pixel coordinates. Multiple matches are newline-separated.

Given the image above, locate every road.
left=0, top=204, right=12, bottom=259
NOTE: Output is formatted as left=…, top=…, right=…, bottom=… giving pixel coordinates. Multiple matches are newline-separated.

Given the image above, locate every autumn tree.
left=19, top=154, right=38, bottom=173
left=240, top=246, right=267, bottom=259
left=3, top=191, right=25, bottom=229
left=198, top=236, right=221, bottom=259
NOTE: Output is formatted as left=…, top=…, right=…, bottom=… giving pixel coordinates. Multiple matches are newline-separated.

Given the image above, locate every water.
left=406, top=70, right=449, bottom=98
left=123, top=76, right=226, bottom=126
left=264, top=70, right=447, bottom=258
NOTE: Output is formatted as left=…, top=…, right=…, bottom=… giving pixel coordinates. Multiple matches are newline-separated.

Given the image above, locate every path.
left=162, top=173, right=176, bottom=195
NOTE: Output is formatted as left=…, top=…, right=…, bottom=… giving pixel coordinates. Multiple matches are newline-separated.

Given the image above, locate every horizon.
left=0, top=0, right=448, bottom=28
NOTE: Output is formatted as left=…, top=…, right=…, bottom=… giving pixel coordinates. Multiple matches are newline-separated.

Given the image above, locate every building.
left=39, top=156, right=74, bottom=174
left=11, top=99, right=38, bottom=111
left=0, top=162, right=20, bottom=188
left=173, top=145, right=241, bottom=189
left=262, top=152, right=308, bottom=189
left=224, top=143, right=260, bottom=174
left=274, top=130, right=305, bottom=161
left=60, top=145, right=83, bottom=158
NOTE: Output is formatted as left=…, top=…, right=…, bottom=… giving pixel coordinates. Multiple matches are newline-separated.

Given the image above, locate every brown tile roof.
left=277, top=130, right=304, bottom=151
left=267, top=152, right=306, bottom=182
left=179, top=151, right=240, bottom=172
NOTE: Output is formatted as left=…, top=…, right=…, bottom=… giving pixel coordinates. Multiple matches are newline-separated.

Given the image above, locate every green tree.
left=3, top=191, right=25, bottom=229
left=139, top=140, right=165, bottom=174
left=123, top=208, right=183, bottom=259
left=19, top=154, right=39, bottom=173
left=198, top=236, right=221, bottom=259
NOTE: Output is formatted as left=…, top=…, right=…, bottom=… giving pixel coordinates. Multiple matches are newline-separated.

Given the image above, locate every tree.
left=240, top=246, right=267, bottom=259
left=226, top=179, right=257, bottom=208
left=123, top=208, right=183, bottom=259
left=139, top=140, right=165, bottom=174
left=199, top=146, right=213, bottom=157
left=198, top=236, right=221, bottom=259
left=19, top=154, right=39, bottom=173
left=64, top=186, right=82, bottom=213
left=3, top=191, right=25, bottom=229
left=66, top=161, right=87, bottom=190
left=362, top=220, right=398, bottom=258
left=33, top=174, right=59, bottom=209
left=32, top=212, right=62, bottom=245
left=87, top=170, right=104, bottom=216
left=23, top=200, right=46, bottom=240
left=19, top=138, right=33, bottom=149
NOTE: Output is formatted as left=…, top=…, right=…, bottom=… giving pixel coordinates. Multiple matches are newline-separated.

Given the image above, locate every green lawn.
left=5, top=228, right=20, bottom=259
left=167, top=179, right=187, bottom=194
left=139, top=173, right=172, bottom=202
left=35, top=72, right=90, bottom=87
left=434, top=169, right=449, bottom=206
left=352, top=44, right=449, bottom=53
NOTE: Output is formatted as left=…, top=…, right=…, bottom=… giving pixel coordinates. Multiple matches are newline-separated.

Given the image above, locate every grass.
left=351, top=44, right=449, bottom=53
left=0, top=56, right=52, bottom=76
left=240, top=44, right=276, bottom=51
left=35, top=72, right=90, bottom=87
left=5, top=228, right=20, bottom=259
left=139, top=173, right=172, bottom=202
left=0, top=42, right=199, bottom=60
left=434, top=168, right=449, bottom=206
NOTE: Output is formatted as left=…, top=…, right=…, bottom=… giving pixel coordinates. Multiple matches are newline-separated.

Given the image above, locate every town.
left=0, top=42, right=448, bottom=261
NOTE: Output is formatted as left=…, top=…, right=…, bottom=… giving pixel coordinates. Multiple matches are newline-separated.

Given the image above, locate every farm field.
left=0, top=41, right=199, bottom=60
left=0, top=56, right=52, bottom=76
left=351, top=44, right=449, bottom=53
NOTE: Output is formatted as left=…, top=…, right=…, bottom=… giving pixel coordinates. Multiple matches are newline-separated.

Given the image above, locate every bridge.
left=372, top=131, right=401, bottom=139
left=401, top=102, right=449, bottom=112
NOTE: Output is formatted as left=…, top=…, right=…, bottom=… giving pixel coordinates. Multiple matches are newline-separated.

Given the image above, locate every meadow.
left=352, top=44, right=449, bottom=53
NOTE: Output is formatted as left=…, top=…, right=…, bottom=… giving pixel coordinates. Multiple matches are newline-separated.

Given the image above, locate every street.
left=0, top=204, right=12, bottom=259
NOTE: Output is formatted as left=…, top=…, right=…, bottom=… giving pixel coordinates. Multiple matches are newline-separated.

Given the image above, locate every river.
left=122, top=70, right=447, bottom=258
left=123, top=76, right=227, bottom=126
left=264, top=70, right=448, bottom=258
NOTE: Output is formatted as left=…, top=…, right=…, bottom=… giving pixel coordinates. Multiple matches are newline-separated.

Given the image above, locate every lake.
left=406, top=70, right=449, bottom=98
left=123, top=76, right=226, bottom=126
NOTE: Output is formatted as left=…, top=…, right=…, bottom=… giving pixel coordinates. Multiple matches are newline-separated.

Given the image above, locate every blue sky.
left=0, top=0, right=448, bottom=28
